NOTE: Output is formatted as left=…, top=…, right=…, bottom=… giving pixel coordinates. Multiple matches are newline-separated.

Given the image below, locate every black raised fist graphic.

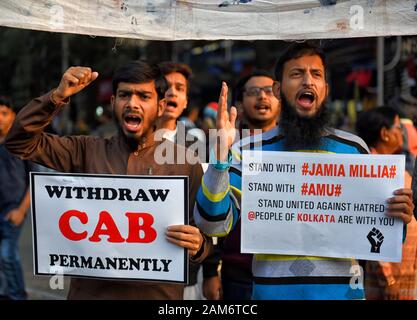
left=367, top=227, right=384, bottom=253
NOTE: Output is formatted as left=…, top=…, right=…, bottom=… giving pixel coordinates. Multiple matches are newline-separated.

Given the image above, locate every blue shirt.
left=0, top=143, right=35, bottom=217
left=195, top=126, right=370, bottom=300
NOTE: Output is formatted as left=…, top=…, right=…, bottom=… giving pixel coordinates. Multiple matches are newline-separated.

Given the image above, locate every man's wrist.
left=50, top=89, right=69, bottom=106
left=191, top=234, right=205, bottom=260
left=210, top=149, right=232, bottom=171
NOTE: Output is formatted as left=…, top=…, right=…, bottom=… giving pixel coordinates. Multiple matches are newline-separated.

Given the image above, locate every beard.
left=279, top=93, right=330, bottom=150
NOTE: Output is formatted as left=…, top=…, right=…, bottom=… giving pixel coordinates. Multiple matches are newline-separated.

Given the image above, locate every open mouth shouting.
left=165, top=100, right=178, bottom=111
left=123, top=112, right=142, bottom=133
left=254, top=103, right=271, bottom=114
left=296, top=90, right=316, bottom=111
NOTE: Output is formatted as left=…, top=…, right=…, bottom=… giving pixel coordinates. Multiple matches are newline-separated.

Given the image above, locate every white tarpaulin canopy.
left=0, top=0, right=416, bottom=40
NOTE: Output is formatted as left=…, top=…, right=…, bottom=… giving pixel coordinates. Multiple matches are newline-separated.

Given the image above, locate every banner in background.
left=0, top=1, right=416, bottom=40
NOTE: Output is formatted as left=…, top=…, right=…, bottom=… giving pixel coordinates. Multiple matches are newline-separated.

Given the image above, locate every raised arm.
left=5, top=67, right=98, bottom=172
left=194, top=82, right=241, bottom=237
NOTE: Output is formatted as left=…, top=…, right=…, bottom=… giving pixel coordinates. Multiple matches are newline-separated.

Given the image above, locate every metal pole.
left=57, top=34, right=71, bottom=134
left=62, top=34, right=69, bottom=73
left=377, top=37, right=384, bottom=106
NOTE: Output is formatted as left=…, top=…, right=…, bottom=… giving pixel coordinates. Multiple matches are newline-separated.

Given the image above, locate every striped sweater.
left=194, top=126, right=370, bottom=300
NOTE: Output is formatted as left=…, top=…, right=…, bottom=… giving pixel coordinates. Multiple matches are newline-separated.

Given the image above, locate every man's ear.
left=110, top=95, right=115, bottom=111
left=158, top=98, right=166, bottom=117
left=380, top=127, right=389, bottom=143
left=184, top=97, right=188, bottom=110
left=325, top=83, right=329, bottom=100
left=273, top=81, right=281, bottom=99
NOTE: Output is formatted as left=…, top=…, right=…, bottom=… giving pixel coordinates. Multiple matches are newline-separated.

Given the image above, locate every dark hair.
left=355, top=106, right=399, bottom=148
left=112, top=60, right=167, bottom=100
left=274, top=41, right=327, bottom=82
left=158, top=61, right=192, bottom=93
left=0, top=95, right=13, bottom=110
left=233, top=70, right=274, bottom=104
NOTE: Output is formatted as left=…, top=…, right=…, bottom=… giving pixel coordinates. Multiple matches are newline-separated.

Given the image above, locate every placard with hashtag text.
left=241, top=151, right=405, bottom=262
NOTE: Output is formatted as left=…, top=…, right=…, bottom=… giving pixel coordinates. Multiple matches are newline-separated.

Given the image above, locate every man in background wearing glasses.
left=202, top=71, right=280, bottom=300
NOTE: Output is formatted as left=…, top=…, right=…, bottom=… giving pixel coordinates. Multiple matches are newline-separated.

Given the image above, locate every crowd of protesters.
left=1, top=41, right=417, bottom=300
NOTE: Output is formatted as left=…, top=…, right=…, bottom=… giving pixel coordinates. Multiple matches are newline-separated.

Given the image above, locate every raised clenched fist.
left=52, top=66, right=99, bottom=103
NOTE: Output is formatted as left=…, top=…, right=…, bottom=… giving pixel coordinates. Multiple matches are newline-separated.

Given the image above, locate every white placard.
left=30, top=172, right=188, bottom=283
left=241, top=151, right=405, bottom=262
